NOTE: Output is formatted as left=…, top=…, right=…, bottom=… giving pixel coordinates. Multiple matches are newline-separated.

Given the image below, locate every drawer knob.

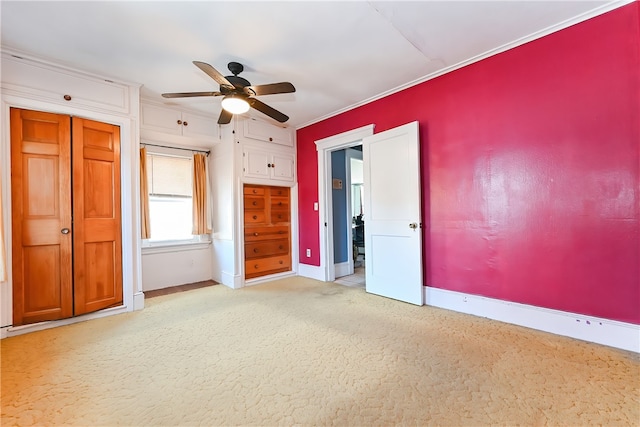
left=253, top=248, right=259, bottom=253
left=252, top=201, right=257, bottom=206
left=254, top=264, right=259, bottom=269
left=278, top=245, right=283, bottom=250
left=278, top=215, right=282, bottom=219
left=253, top=189, right=257, bottom=193
left=254, top=232, right=259, bottom=236
left=252, top=215, right=258, bottom=220
left=278, top=202, right=282, bottom=206
left=279, top=260, right=283, bottom=265
left=63, top=94, right=72, bottom=101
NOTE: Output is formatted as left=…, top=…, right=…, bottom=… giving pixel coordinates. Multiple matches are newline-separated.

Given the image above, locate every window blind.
left=147, top=154, right=192, bottom=197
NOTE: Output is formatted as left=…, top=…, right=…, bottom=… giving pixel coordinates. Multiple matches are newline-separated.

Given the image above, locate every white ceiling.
left=0, top=1, right=622, bottom=129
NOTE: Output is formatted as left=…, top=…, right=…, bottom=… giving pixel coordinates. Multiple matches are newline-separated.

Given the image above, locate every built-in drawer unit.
left=243, top=184, right=291, bottom=280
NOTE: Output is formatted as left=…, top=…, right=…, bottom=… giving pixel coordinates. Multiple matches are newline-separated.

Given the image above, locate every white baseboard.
left=133, top=291, right=145, bottom=311
left=425, top=287, right=639, bottom=353
left=220, top=271, right=242, bottom=289
left=297, top=263, right=326, bottom=281
left=245, top=271, right=296, bottom=287
left=334, top=261, right=352, bottom=278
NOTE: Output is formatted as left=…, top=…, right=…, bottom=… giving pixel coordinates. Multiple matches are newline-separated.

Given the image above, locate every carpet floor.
left=2, top=276, right=639, bottom=426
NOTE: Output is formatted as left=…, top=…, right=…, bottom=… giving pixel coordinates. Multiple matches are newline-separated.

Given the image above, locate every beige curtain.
left=0, top=179, right=6, bottom=282
left=139, top=147, right=151, bottom=239
left=192, top=153, right=212, bottom=235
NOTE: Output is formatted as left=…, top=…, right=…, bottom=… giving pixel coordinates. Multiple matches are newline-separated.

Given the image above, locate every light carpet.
left=2, top=276, right=639, bottom=426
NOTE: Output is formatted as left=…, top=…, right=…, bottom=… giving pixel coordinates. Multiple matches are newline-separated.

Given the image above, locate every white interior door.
left=363, top=121, right=423, bottom=305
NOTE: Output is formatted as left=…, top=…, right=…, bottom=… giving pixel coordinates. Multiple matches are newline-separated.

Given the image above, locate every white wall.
left=141, top=246, right=213, bottom=291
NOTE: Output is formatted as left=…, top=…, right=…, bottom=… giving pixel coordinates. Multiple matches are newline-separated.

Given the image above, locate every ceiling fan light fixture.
left=221, top=95, right=250, bottom=114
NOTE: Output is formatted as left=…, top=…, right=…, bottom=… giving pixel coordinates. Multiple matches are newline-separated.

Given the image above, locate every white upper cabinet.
left=243, top=147, right=295, bottom=182
left=140, top=102, right=218, bottom=145
left=1, top=52, right=132, bottom=115
left=236, top=116, right=296, bottom=184
left=242, top=118, right=294, bottom=147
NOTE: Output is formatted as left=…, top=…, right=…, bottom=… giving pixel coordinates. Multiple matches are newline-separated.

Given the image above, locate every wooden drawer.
left=270, top=196, right=289, bottom=211
left=245, top=255, right=291, bottom=279
left=244, top=185, right=265, bottom=196
left=245, top=239, right=289, bottom=260
left=244, top=196, right=266, bottom=210
left=270, top=187, right=289, bottom=197
left=245, top=225, right=289, bottom=242
left=271, top=210, right=289, bottom=223
left=244, top=211, right=266, bottom=224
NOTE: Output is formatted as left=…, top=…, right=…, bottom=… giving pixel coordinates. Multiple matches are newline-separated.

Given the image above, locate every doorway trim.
left=315, top=124, right=374, bottom=282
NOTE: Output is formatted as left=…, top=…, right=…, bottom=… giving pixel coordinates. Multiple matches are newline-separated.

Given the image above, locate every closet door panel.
left=73, top=118, right=123, bottom=315
left=10, top=108, right=73, bottom=325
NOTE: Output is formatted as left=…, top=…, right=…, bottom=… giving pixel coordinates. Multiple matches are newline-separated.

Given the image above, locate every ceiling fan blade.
left=244, top=82, right=296, bottom=96
left=193, top=61, right=234, bottom=90
left=162, top=91, right=222, bottom=98
left=218, top=109, right=233, bottom=125
left=248, top=98, right=289, bottom=123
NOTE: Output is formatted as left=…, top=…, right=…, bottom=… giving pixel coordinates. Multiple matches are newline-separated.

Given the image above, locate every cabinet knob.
left=278, top=202, right=282, bottom=206
left=252, top=201, right=257, bottom=206
left=61, top=228, right=70, bottom=234
left=278, top=215, right=282, bottom=220
left=254, top=264, right=259, bottom=269
left=63, top=94, right=72, bottom=101
left=279, top=260, right=283, bottom=265
left=254, top=232, right=259, bottom=236
left=253, top=189, right=257, bottom=194
left=252, top=215, right=258, bottom=220
left=177, top=119, right=183, bottom=125
left=271, top=163, right=276, bottom=168
left=278, top=245, right=283, bottom=250
left=183, top=121, right=188, bottom=126
left=269, top=137, right=273, bottom=142
left=267, top=163, right=272, bottom=168
left=253, top=248, right=259, bottom=253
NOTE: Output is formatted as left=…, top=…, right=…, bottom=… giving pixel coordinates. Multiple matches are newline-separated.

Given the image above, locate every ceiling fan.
left=162, top=61, right=296, bottom=125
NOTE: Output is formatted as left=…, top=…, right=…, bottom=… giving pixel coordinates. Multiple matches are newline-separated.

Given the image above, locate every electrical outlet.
left=306, top=249, right=311, bottom=257
left=313, top=202, right=319, bottom=211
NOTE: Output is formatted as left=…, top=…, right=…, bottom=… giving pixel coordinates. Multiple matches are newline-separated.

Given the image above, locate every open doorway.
left=314, top=124, right=374, bottom=283
left=330, top=146, right=365, bottom=287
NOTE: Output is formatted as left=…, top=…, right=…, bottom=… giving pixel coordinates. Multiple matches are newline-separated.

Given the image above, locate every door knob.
left=61, top=228, right=70, bottom=234
left=409, top=223, right=418, bottom=229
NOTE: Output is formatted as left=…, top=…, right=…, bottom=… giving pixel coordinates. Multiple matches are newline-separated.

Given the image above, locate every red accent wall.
left=296, top=3, right=640, bottom=324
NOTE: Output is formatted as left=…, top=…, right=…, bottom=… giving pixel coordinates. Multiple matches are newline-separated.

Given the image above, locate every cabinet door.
left=10, top=109, right=73, bottom=326
left=2, top=53, right=130, bottom=114
left=181, top=112, right=217, bottom=141
left=141, top=104, right=182, bottom=135
left=243, top=118, right=293, bottom=147
left=72, top=118, right=123, bottom=316
left=271, top=152, right=295, bottom=182
left=243, top=148, right=271, bottom=179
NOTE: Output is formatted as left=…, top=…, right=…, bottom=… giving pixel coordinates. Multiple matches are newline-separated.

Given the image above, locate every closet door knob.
left=61, top=228, right=70, bottom=234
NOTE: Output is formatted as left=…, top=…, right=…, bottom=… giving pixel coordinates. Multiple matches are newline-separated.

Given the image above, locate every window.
left=145, top=151, right=197, bottom=244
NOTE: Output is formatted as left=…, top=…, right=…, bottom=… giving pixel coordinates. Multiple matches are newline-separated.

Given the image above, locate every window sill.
left=141, top=240, right=211, bottom=255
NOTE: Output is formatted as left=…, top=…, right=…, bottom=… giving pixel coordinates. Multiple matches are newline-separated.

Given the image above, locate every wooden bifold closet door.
left=10, top=108, right=123, bottom=326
